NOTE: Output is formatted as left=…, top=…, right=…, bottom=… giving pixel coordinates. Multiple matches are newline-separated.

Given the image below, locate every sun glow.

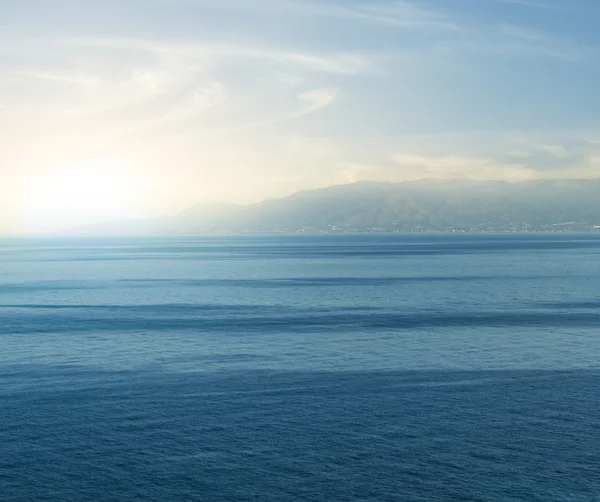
left=23, top=157, right=143, bottom=233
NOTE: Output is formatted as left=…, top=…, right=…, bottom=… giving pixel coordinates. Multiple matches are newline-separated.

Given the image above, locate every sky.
left=1, top=0, right=600, bottom=233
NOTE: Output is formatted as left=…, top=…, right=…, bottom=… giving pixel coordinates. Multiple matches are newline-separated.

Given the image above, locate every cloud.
left=276, top=74, right=307, bottom=87
left=0, top=39, right=206, bottom=123
left=166, top=0, right=461, bottom=31
left=388, top=154, right=536, bottom=181
left=63, top=36, right=371, bottom=75
left=291, top=0, right=461, bottom=31
left=541, top=144, right=570, bottom=159
left=0, top=30, right=361, bottom=140
left=329, top=154, right=536, bottom=186
left=487, top=0, right=560, bottom=9
left=499, top=25, right=545, bottom=41
left=182, top=88, right=338, bottom=139
left=298, top=88, right=336, bottom=110
left=1, top=0, right=586, bottom=138
left=99, top=82, right=227, bottom=137
left=489, top=24, right=584, bottom=61
left=327, top=132, right=600, bottom=188
left=344, top=2, right=461, bottom=30
left=13, top=70, right=102, bottom=87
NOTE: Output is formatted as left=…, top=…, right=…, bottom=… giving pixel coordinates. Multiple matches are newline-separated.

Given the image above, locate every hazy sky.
left=2, top=0, right=600, bottom=233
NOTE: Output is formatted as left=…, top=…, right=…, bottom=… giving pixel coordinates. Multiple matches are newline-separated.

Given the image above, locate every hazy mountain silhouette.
left=76, top=179, right=600, bottom=234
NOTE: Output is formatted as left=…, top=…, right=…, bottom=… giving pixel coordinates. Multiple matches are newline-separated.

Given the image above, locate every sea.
left=1, top=233, right=600, bottom=501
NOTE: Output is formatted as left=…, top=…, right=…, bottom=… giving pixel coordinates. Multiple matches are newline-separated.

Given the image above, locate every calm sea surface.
left=1, top=234, right=600, bottom=501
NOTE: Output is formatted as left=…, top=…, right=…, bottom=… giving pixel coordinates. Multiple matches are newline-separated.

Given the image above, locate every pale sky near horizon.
left=1, top=0, right=600, bottom=233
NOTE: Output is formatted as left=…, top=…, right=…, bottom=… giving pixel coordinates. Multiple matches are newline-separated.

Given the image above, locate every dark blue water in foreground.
left=2, top=234, right=600, bottom=501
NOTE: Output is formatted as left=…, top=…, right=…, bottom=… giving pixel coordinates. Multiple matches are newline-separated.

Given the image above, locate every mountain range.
left=80, top=179, right=600, bottom=234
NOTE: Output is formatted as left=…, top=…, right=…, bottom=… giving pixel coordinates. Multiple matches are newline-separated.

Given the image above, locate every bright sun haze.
left=22, top=158, right=143, bottom=233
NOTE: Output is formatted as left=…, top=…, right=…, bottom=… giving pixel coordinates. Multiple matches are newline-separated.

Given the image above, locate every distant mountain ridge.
left=79, top=179, right=600, bottom=234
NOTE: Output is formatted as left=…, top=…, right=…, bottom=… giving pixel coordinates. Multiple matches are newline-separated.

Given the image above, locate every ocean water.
left=1, top=233, right=600, bottom=501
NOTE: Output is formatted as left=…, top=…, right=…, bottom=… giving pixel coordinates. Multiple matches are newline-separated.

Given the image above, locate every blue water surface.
left=1, top=234, right=599, bottom=501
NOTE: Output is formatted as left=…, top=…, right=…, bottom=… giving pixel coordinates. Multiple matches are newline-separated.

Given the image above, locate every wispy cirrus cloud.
left=287, top=0, right=461, bottom=30
left=0, top=33, right=362, bottom=138
left=486, top=0, right=560, bottom=9
left=180, top=88, right=339, bottom=140
left=164, top=0, right=461, bottom=31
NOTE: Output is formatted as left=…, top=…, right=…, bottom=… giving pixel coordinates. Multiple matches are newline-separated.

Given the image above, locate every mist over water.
left=2, top=234, right=600, bottom=501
